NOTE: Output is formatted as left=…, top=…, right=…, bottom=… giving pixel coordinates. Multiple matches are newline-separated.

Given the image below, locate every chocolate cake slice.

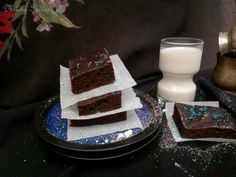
left=70, top=112, right=127, bottom=127
left=77, top=91, right=121, bottom=116
left=173, top=103, right=236, bottom=139
left=69, top=48, right=115, bottom=94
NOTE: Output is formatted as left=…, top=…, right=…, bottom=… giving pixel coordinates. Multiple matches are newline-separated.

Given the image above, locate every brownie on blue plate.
left=70, top=112, right=127, bottom=127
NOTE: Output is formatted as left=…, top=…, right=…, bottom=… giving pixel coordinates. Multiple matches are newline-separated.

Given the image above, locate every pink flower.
left=55, top=0, right=69, bottom=14
left=32, top=0, right=71, bottom=32
left=36, top=21, right=53, bottom=32
left=32, top=10, right=41, bottom=22
left=56, top=4, right=66, bottom=14
left=48, top=0, right=61, bottom=8
left=47, top=0, right=69, bottom=13
left=62, top=0, right=69, bottom=8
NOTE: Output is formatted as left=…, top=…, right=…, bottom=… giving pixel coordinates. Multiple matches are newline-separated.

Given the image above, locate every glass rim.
left=161, top=37, right=204, bottom=45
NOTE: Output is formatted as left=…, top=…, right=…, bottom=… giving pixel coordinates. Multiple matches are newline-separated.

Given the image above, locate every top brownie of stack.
left=69, top=49, right=115, bottom=94
left=173, top=103, right=236, bottom=139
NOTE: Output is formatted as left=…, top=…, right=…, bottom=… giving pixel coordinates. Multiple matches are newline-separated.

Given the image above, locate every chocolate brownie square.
left=173, top=103, right=236, bottom=139
left=69, top=49, right=115, bottom=94
left=70, top=112, right=127, bottom=127
left=77, top=91, right=121, bottom=116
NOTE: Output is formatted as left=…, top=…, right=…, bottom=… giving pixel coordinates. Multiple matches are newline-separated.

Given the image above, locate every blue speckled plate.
left=34, top=90, right=163, bottom=159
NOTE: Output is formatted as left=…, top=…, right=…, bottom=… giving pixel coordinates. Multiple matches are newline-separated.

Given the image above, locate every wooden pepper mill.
left=213, top=26, right=236, bottom=95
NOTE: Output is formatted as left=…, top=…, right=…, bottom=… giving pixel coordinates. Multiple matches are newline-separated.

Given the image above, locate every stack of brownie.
left=64, top=48, right=140, bottom=127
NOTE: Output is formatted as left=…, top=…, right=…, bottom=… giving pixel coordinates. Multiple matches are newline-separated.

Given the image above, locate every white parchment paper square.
left=60, top=54, right=137, bottom=109
left=166, top=101, right=236, bottom=143
left=61, top=88, right=143, bottom=120
left=67, top=110, right=143, bottom=141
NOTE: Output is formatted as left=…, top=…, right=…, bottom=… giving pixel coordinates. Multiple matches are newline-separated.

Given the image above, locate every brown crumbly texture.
left=69, top=49, right=115, bottom=94
left=173, top=103, right=236, bottom=139
left=77, top=91, right=121, bottom=116
left=70, top=112, right=127, bottom=127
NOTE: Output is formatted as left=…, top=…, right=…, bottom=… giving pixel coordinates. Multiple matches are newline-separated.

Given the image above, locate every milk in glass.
left=158, top=46, right=203, bottom=102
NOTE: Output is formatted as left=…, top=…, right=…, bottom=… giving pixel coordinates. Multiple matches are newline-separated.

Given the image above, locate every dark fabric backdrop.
left=0, top=0, right=235, bottom=108
left=0, top=1, right=236, bottom=177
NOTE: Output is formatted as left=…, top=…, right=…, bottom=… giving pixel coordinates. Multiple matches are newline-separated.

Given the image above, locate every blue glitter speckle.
left=187, top=106, right=208, bottom=120
left=94, top=60, right=104, bottom=67
left=212, top=114, right=223, bottom=119
left=45, top=100, right=150, bottom=145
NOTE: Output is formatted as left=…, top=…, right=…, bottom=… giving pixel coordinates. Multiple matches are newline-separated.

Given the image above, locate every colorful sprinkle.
left=76, top=63, right=80, bottom=69
left=95, top=60, right=104, bottom=67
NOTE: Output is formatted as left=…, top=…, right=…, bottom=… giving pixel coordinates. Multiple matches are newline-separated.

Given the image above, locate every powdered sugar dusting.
left=155, top=118, right=236, bottom=175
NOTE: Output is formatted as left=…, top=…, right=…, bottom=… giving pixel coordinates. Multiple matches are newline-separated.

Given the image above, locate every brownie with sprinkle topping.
left=69, top=48, right=115, bottom=94
left=173, top=103, right=236, bottom=139
left=77, top=91, right=121, bottom=116
left=70, top=112, right=127, bottom=127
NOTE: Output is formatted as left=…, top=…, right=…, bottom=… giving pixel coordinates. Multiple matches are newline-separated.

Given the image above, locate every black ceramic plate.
left=39, top=126, right=161, bottom=160
left=34, top=90, right=163, bottom=160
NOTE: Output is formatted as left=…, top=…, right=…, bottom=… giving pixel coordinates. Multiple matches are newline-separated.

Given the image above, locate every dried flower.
left=36, top=21, right=53, bottom=32
left=0, top=0, right=84, bottom=60
left=0, top=11, right=15, bottom=33
left=33, top=0, right=70, bottom=31
left=32, top=10, right=41, bottom=22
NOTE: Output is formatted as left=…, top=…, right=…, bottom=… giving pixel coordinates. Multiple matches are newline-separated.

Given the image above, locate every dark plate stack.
left=34, top=90, right=163, bottom=160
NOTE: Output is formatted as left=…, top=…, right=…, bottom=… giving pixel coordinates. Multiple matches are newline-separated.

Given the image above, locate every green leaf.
left=11, top=11, right=24, bottom=22
left=7, top=41, right=14, bottom=60
left=20, top=0, right=29, bottom=37
left=33, top=0, right=79, bottom=28
left=22, top=15, right=28, bottom=37
left=15, top=32, right=23, bottom=50
left=0, top=36, right=12, bottom=59
left=14, top=0, right=23, bottom=9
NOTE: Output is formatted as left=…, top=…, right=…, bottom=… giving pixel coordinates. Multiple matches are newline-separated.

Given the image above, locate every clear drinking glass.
left=157, top=37, right=204, bottom=102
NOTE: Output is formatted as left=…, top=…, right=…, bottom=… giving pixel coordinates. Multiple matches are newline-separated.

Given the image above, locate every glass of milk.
left=157, top=37, right=204, bottom=102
